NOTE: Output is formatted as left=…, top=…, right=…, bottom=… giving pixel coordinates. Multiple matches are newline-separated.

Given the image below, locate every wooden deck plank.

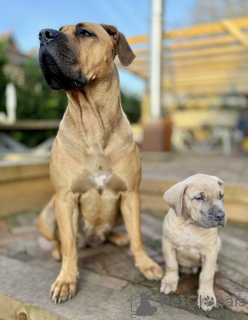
left=0, top=120, right=60, bottom=131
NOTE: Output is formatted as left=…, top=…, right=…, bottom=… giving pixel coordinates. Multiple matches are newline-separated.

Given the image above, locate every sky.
left=0, top=0, right=196, bottom=95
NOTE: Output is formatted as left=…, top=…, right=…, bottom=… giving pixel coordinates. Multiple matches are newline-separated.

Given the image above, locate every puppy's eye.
left=80, top=30, right=91, bottom=37
left=195, top=197, right=204, bottom=201
left=220, top=194, right=224, bottom=200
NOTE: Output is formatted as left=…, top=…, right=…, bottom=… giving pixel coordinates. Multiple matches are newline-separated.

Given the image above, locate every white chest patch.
left=90, top=171, right=111, bottom=190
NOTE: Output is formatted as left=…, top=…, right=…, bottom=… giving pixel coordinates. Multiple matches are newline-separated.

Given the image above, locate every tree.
left=121, top=91, right=141, bottom=124
left=2, top=53, right=140, bottom=147
left=0, top=40, right=10, bottom=111
left=16, top=57, right=67, bottom=120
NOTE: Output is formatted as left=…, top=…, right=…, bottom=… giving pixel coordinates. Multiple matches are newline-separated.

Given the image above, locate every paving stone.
left=214, top=288, right=248, bottom=314
left=0, top=206, right=247, bottom=319
left=220, top=223, right=248, bottom=242
left=4, top=210, right=39, bottom=229
left=121, top=282, right=212, bottom=319
left=140, top=212, right=163, bottom=241
left=153, top=253, right=165, bottom=264
left=30, top=257, right=128, bottom=291
left=142, top=235, right=162, bottom=252
left=175, top=275, right=199, bottom=294
left=219, top=231, right=248, bottom=249
left=0, top=219, right=9, bottom=235
left=77, top=243, right=116, bottom=259
left=0, top=231, right=38, bottom=246
left=218, top=263, right=248, bottom=289
left=0, top=255, right=211, bottom=320
left=206, top=305, right=248, bottom=320
left=0, top=245, right=17, bottom=257
left=219, top=241, right=248, bottom=268
left=143, top=244, right=160, bottom=257
left=11, top=225, right=38, bottom=235
left=4, top=239, right=44, bottom=258
left=215, top=275, right=248, bottom=303
left=78, top=248, right=145, bottom=283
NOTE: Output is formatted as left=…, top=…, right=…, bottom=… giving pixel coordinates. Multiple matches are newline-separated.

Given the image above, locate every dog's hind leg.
left=37, top=196, right=61, bottom=260
left=106, top=210, right=129, bottom=246
left=107, top=232, right=129, bottom=246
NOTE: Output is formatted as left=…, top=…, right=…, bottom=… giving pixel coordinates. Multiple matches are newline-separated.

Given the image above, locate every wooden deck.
left=0, top=209, right=247, bottom=319
left=0, top=153, right=248, bottom=318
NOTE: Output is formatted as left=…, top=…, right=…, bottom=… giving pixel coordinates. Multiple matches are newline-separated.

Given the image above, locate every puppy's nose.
left=213, top=211, right=225, bottom=221
left=39, top=29, right=60, bottom=43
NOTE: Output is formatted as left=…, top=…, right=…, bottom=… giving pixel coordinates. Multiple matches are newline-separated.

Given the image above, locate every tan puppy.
left=160, top=174, right=226, bottom=311
left=37, top=22, right=163, bottom=304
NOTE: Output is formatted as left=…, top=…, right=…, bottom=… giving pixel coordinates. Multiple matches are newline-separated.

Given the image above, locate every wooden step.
left=140, top=179, right=248, bottom=223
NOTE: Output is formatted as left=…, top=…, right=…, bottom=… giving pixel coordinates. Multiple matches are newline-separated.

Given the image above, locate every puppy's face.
left=183, top=180, right=226, bottom=228
left=163, top=174, right=227, bottom=229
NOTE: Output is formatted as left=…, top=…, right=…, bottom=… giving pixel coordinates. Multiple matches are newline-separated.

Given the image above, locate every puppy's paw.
left=160, top=274, right=178, bottom=294
left=136, top=256, right=164, bottom=281
left=50, top=276, right=77, bottom=303
left=198, top=291, right=217, bottom=311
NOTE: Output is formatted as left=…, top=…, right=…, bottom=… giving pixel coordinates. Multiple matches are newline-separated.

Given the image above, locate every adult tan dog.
left=160, top=174, right=226, bottom=311
left=38, top=22, right=163, bottom=304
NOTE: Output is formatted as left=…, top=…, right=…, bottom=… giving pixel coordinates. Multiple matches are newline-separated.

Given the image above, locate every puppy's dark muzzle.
left=39, top=29, right=61, bottom=44
left=213, top=210, right=226, bottom=226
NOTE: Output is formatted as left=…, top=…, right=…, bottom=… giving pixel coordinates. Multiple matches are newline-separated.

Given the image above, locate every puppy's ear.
left=101, top=24, right=135, bottom=66
left=211, top=175, right=224, bottom=190
left=163, top=182, right=188, bottom=217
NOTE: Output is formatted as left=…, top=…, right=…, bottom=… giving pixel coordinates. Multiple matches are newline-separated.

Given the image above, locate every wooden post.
left=150, top=0, right=164, bottom=119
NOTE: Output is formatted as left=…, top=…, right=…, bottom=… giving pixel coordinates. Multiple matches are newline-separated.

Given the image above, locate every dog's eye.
left=220, top=194, right=224, bottom=200
left=195, top=197, right=204, bottom=201
left=80, top=30, right=91, bottom=37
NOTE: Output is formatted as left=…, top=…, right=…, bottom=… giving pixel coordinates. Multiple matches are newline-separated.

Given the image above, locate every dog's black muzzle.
left=38, top=28, right=87, bottom=90
left=213, top=210, right=226, bottom=227
left=39, top=29, right=62, bottom=45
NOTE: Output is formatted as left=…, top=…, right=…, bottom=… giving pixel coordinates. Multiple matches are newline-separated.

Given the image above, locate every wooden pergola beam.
left=163, top=17, right=248, bottom=39
left=128, top=45, right=245, bottom=65
left=163, top=77, right=248, bottom=88
left=132, top=34, right=245, bottom=56
left=222, top=19, right=248, bottom=50
left=126, top=63, right=248, bottom=78
left=123, top=17, right=248, bottom=95
left=164, top=83, right=248, bottom=90
left=126, top=17, right=248, bottom=46
left=164, top=70, right=248, bottom=81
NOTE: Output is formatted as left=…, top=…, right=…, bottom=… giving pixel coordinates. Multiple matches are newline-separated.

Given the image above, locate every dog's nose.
left=39, top=29, right=60, bottom=43
left=213, top=211, right=225, bottom=221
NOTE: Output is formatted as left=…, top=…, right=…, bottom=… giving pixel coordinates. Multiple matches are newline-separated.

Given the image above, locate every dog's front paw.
left=50, top=276, right=77, bottom=303
left=136, top=256, right=164, bottom=281
left=198, top=291, right=217, bottom=311
left=160, top=274, right=178, bottom=294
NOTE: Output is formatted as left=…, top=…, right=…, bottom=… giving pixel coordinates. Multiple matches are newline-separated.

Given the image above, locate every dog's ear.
left=101, top=24, right=135, bottom=66
left=163, top=182, right=188, bottom=217
left=211, top=175, right=224, bottom=190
